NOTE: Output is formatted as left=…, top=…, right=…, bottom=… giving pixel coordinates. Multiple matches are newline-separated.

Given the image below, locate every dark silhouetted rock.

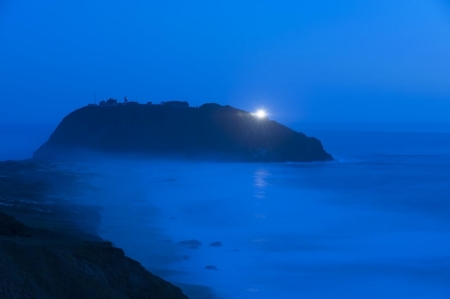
left=178, top=240, right=202, bottom=246
left=33, top=103, right=333, bottom=162
left=209, top=242, right=223, bottom=247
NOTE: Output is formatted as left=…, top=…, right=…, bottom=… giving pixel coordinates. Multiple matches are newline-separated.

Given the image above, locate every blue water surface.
left=81, top=126, right=450, bottom=299
left=1, top=123, right=450, bottom=299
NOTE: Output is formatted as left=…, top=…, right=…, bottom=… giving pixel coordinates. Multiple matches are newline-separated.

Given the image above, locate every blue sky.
left=1, top=0, right=450, bottom=124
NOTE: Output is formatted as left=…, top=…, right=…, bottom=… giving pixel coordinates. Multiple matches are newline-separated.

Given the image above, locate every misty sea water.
left=1, top=124, right=450, bottom=298
left=79, top=127, right=450, bottom=299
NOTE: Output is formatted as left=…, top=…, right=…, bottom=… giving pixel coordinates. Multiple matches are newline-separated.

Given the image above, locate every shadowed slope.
left=0, top=213, right=188, bottom=299
left=0, top=161, right=188, bottom=299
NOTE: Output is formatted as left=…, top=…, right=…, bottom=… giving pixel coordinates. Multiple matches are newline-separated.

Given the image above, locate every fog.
left=58, top=127, right=450, bottom=298
left=2, top=0, right=450, bottom=296
left=0, top=124, right=56, bottom=160
left=1, top=123, right=450, bottom=298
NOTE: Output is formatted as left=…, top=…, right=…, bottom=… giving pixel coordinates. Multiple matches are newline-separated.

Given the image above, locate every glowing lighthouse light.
left=254, top=109, right=267, bottom=119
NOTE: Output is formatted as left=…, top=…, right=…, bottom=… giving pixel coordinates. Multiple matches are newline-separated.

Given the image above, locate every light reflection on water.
left=253, top=169, right=269, bottom=222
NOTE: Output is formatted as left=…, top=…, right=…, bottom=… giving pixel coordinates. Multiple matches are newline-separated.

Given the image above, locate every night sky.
left=1, top=0, right=450, bottom=125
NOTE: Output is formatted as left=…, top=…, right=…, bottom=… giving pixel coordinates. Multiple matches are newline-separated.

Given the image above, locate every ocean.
left=1, top=123, right=450, bottom=298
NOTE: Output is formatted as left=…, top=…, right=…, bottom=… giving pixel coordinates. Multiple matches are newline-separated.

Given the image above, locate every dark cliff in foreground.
left=34, top=103, right=332, bottom=162
left=0, top=160, right=188, bottom=299
left=0, top=212, right=188, bottom=299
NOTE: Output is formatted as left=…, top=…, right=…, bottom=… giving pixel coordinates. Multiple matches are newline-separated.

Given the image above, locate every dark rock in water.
left=178, top=240, right=202, bottom=246
left=33, top=103, right=333, bottom=162
left=206, top=265, right=218, bottom=270
left=175, top=283, right=217, bottom=299
left=209, top=241, right=223, bottom=247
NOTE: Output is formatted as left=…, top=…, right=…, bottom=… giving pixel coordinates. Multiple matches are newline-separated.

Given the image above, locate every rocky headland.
left=34, top=103, right=332, bottom=162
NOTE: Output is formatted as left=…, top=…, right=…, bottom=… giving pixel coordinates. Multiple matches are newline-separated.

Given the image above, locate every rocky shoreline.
left=0, top=160, right=189, bottom=299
